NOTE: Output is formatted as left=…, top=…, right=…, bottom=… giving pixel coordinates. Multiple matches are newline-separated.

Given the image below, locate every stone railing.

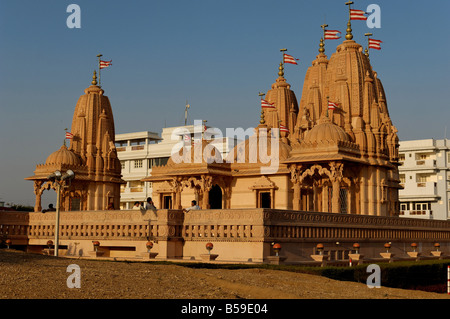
left=261, top=209, right=450, bottom=242
left=1, top=208, right=450, bottom=262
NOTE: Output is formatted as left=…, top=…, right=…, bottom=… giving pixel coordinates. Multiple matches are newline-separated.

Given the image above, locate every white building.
left=115, top=124, right=240, bottom=209
left=398, top=139, right=450, bottom=220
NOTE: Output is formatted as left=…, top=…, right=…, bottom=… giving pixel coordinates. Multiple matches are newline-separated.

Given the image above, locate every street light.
left=47, top=169, right=75, bottom=257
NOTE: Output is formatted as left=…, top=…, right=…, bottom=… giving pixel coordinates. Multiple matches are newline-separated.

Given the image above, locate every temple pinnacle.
left=345, top=20, right=353, bottom=40
left=278, top=62, right=284, bottom=77
left=260, top=109, right=266, bottom=125
left=345, top=1, right=354, bottom=40
left=319, top=38, right=325, bottom=54
left=91, top=70, right=98, bottom=85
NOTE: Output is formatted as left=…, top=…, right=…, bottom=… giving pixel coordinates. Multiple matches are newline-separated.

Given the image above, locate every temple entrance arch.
left=209, top=184, right=222, bottom=209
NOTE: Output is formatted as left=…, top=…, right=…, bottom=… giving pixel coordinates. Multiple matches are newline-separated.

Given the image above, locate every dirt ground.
left=0, top=249, right=448, bottom=300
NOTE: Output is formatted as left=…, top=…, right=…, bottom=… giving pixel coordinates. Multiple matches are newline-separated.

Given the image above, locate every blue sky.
left=0, top=0, right=449, bottom=206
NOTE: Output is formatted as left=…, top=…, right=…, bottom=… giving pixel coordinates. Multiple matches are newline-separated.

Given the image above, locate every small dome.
left=304, top=118, right=350, bottom=144
left=45, top=144, right=81, bottom=166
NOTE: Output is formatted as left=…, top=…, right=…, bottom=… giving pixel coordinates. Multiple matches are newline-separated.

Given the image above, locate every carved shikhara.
left=146, top=39, right=400, bottom=217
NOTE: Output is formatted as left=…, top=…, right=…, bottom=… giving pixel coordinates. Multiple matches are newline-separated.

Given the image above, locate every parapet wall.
left=0, top=209, right=449, bottom=263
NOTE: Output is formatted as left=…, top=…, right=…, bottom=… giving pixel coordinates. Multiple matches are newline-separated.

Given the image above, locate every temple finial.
left=320, top=23, right=328, bottom=54
left=260, top=109, right=266, bottom=125
left=278, top=62, right=284, bottom=77
left=319, top=38, right=325, bottom=54
left=91, top=70, right=98, bottom=85
left=345, top=1, right=354, bottom=40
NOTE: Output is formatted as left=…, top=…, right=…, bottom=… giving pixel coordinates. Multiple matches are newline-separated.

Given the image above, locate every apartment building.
left=115, top=124, right=239, bottom=209
left=398, top=139, right=450, bottom=220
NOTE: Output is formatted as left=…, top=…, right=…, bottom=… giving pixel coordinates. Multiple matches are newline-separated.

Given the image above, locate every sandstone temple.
left=2, top=4, right=448, bottom=263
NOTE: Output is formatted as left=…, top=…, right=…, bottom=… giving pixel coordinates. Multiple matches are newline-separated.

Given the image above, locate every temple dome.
left=303, top=118, right=350, bottom=144
left=45, top=144, right=81, bottom=166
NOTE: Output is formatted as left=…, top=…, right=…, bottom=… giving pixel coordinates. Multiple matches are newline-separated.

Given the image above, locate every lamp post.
left=47, top=169, right=75, bottom=257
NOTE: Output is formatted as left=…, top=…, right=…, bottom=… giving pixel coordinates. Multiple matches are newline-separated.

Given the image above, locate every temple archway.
left=209, top=184, right=222, bottom=209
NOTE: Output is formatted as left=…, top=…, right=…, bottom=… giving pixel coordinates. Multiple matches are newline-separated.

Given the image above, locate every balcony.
left=415, top=159, right=436, bottom=167
left=399, top=210, right=433, bottom=219
left=399, top=181, right=437, bottom=198
left=116, top=145, right=147, bottom=152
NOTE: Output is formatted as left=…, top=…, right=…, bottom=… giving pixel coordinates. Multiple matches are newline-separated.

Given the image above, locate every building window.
left=413, top=202, right=430, bottom=211
left=399, top=154, right=405, bottom=161
left=148, top=157, right=170, bottom=169
left=400, top=202, right=409, bottom=211
left=399, top=174, right=405, bottom=184
left=129, top=181, right=144, bottom=192
left=70, top=197, right=81, bottom=211
left=134, top=159, right=143, bottom=168
left=416, top=174, right=430, bottom=183
left=163, top=195, right=172, bottom=209
left=121, top=161, right=125, bottom=170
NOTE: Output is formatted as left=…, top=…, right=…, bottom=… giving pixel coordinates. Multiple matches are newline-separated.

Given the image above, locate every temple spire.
left=345, top=1, right=354, bottom=40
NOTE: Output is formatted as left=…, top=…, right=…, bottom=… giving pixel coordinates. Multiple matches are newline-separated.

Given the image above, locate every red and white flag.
left=328, top=101, right=338, bottom=110
left=261, top=99, right=276, bottom=109
left=350, top=9, right=367, bottom=20
left=283, top=53, right=299, bottom=65
left=368, top=39, right=382, bottom=50
left=100, top=60, right=112, bottom=69
left=65, top=132, right=74, bottom=139
left=324, top=30, right=341, bottom=40
left=279, top=124, right=290, bottom=133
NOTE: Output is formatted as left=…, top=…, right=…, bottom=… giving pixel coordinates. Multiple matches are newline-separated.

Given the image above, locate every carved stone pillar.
left=33, top=180, right=43, bottom=212
left=331, top=179, right=340, bottom=213
left=289, top=164, right=303, bottom=211
left=200, top=175, right=213, bottom=209
left=293, top=182, right=301, bottom=211
left=329, top=162, right=344, bottom=214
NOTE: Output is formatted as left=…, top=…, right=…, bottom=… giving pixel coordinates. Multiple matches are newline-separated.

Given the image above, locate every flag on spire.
left=283, top=53, right=299, bottom=65
left=279, top=124, right=290, bottom=133
left=368, top=39, right=382, bottom=50
left=100, top=60, right=112, bottom=69
left=324, top=30, right=341, bottom=40
left=65, top=132, right=74, bottom=139
left=328, top=101, right=338, bottom=110
left=350, top=9, right=367, bottom=20
left=261, top=99, right=276, bottom=109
